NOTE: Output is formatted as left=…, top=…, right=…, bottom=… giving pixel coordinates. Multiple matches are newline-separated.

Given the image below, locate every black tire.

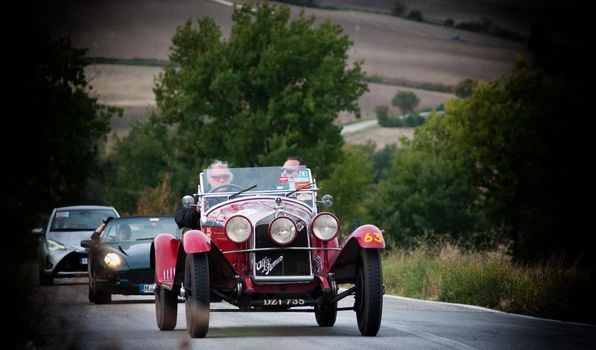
left=185, top=253, right=210, bottom=338
left=315, top=302, right=337, bottom=327
left=156, top=285, right=178, bottom=330
left=355, top=249, right=383, bottom=336
left=88, top=269, right=111, bottom=304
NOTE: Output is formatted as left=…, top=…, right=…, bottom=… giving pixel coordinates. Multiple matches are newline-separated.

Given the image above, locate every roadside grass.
left=382, top=244, right=595, bottom=323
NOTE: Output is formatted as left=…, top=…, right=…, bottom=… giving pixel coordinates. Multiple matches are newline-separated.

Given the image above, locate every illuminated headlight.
left=47, top=239, right=66, bottom=251
left=311, top=213, right=339, bottom=241
left=103, top=252, right=123, bottom=269
left=225, top=216, right=252, bottom=243
left=269, top=217, right=297, bottom=246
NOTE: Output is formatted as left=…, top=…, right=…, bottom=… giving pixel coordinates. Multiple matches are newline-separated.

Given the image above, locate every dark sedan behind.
left=82, top=216, right=179, bottom=304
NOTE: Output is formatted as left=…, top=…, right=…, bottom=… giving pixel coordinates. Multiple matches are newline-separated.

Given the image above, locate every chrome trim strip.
left=253, top=275, right=314, bottom=283
left=223, top=247, right=341, bottom=254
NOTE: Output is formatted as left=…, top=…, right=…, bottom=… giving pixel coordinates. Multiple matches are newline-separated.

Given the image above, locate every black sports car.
left=81, top=216, right=179, bottom=304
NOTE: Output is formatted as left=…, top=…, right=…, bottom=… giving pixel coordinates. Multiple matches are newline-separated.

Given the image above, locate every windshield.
left=101, top=217, right=178, bottom=243
left=198, top=166, right=317, bottom=212
left=51, top=209, right=116, bottom=231
left=200, top=166, right=313, bottom=193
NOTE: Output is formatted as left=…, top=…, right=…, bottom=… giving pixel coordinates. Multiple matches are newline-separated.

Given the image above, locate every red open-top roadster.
left=151, top=165, right=385, bottom=337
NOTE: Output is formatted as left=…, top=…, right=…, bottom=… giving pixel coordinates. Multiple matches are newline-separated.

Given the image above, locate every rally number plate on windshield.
left=80, top=258, right=88, bottom=265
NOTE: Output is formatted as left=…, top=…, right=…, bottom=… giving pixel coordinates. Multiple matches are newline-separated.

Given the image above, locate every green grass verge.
left=382, top=244, right=595, bottom=323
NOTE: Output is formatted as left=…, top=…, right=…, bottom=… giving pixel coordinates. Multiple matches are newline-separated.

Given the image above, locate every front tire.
left=185, top=253, right=210, bottom=338
left=355, top=249, right=383, bottom=336
left=315, top=302, right=337, bottom=327
left=88, top=269, right=111, bottom=304
left=155, top=285, right=178, bottom=330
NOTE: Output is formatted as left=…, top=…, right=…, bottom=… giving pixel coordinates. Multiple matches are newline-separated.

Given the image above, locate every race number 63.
left=364, top=232, right=383, bottom=243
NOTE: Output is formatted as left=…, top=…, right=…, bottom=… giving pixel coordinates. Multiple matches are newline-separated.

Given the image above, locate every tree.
left=319, top=145, right=374, bottom=235
left=391, top=91, right=420, bottom=116
left=1, top=34, right=119, bottom=346
left=154, top=3, right=367, bottom=178
left=105, top=114, right=190, bottom=214
left=454, top=78, right=477, bottom=98
left=368, top=126, right=488, bottom=248
left=3, top=35, right=119, bottom=229
left=433, top=61, right=590, bottom=265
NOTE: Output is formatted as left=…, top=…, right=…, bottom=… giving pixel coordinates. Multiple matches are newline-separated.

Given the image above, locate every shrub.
left=444, top=18, right=455, bottom=27
left=407, top=9, right=423, bottom=22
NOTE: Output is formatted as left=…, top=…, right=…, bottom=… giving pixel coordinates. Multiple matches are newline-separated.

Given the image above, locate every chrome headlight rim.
left=268, top=216, right=298, bottom=246
left=224, top=215, right=253, bottom=244
left=310, top=212, right=340, bottom=242
left=102, top=252, right=123, bottom=270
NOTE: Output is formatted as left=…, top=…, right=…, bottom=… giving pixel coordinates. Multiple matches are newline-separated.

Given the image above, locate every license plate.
left=263, top=298, right=305, bottom=306
left=140, top=284, right=155, bottom=294
left=80, top=257, right=88, bottom=265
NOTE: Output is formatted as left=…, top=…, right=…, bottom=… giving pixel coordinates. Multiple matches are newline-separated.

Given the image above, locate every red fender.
left=182, top=229, right=211, bottom=253
left=153, top=233, right=179, bottom=289
left=344, top=224, right=385, bottom=249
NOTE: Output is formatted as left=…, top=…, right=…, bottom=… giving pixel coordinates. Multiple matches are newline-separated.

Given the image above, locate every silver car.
left=33, top=205, right=120, bottom=285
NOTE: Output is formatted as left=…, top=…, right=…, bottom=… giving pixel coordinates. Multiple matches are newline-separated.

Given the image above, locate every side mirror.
left=80, top=240, right=94, bottom=249
left=181, top=195, right=196, bottom=208
left=31, top=227, right=44, bottom=236
left=319, top=194, right=333, bottom=208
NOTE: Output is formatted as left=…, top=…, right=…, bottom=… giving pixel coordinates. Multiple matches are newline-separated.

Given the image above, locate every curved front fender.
left=183, top=230, right=211, bottom=254
left=345, top=224, right=385, bottom=249
left=153, top=233, right=179, bottom=289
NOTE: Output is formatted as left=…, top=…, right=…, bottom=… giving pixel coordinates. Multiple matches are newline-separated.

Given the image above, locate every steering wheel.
left=208, top=183, right=244, bottom=193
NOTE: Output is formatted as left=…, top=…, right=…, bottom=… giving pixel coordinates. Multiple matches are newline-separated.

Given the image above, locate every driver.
left=175, top=160, right=233, bottom=231
left=116, top=224, right=132, bottom=241
left=206, top=160, right=233, bottom=191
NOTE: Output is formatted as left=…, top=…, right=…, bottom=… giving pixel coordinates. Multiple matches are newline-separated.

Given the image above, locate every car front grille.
left=124, top=269, right=154, bottom=284
left=55, top=252, right=88, bottom=273
left=253, top=221, right=311, bottom=278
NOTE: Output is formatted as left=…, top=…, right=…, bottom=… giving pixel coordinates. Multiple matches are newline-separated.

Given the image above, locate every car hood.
left=103, top=240, right=152, bottom=270
left=205, top=196, right=313, bottom=226
left=47, top=231, right=94, bottom=251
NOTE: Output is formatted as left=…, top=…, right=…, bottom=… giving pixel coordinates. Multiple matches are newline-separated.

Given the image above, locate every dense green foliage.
left=435, top=62, right=585, bottom=263
left=106, top=2, right=367, bottom=213
left=391, top=91, right=420, bottom=115
left=154, top=3, right=366, bottom=175
left=3, top=36, right=119, bottom=231
left=2, top=34, right=119, bottom=346
left=318, top=145, right=374, bottom=235
left=454, top=78, right=476, bottom=98
left=367, top=61, right=589, bottom=266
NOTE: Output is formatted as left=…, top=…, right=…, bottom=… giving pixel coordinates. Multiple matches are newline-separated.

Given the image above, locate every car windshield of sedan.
left=101, top=217, right=178, bottom=242
left=50, top=209, right=117, bottom=231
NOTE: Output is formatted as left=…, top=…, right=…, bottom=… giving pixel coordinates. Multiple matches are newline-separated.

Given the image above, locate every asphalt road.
left=29, top=272, right=596, bottom=350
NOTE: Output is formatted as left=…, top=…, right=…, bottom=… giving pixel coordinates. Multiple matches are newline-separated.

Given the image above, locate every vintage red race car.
left=151, top=165, right=385, bottom=338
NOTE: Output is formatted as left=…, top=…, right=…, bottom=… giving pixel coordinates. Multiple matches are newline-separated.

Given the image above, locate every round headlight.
left=311, top=213, right=339, bottom=241
left=225, top=216, right=252, bottom=243
left=269, top=217, right=297, bottom=246
left=103, top=252, right=123, bottom=269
